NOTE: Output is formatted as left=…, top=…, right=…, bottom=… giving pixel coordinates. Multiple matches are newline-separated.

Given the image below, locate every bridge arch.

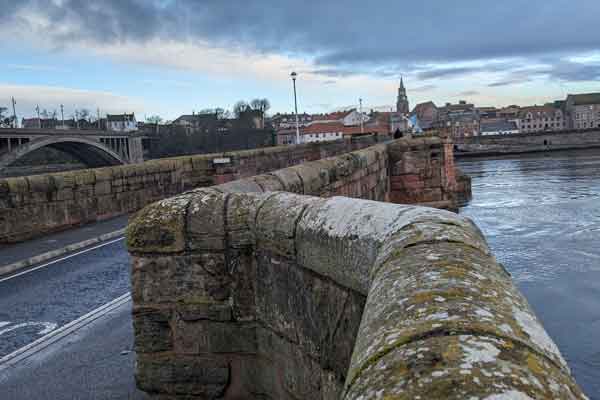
left=0, top=136, right=127, bottom=171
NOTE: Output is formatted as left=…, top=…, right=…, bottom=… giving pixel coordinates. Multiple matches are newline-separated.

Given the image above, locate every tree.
left=259, top=98, right=270, bottom=114
left=41, top=109, right=58, bottom=119
left=146, top=115, right=163, bottom=124
left=78, top=108, right=90, bottom=121
left=2, top=116, right=15, bottom=128
left=250, top=98, right=270, bottom=114
left=0, top=107, right=7, bottom=127
left=233, top=101, right=249, bottom=118
left=250, top=99, right=262, bottom=112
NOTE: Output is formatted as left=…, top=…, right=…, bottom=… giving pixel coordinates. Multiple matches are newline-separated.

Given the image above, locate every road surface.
left=0, top=218, right=148, bottom=399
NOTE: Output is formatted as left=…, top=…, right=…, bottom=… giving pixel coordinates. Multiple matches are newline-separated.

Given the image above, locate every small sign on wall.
left=213, top=157, right=231, bottom=164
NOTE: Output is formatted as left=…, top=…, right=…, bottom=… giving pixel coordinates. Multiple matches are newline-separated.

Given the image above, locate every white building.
left=480, top=120, right=519, bottom=136
left=300, top=122, right=345, bottom=143
left=106, top=113, right=138, bottom=132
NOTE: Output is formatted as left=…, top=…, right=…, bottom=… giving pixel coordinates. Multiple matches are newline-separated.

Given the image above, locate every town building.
left=238, top=109, right=265, bottom=129
left=565, top=93, right=600, bottom=129
left=436, top=101, right=480, bottom=137
left=396, top=77, right=410, bottom=115
left=106, top=113, right=138, bottom=132
left=173, top=113, right=218, bottom=129
left=514, top=106, right=565, bottom=133
left=296, top=121, right=388, bottom=144
left=410, top=101, right=438, bottom=130
left=269, top=113, right=312, bottom=130
left=299, top=122, right=345, bottom=143
left=390, top=113, right=410, bottom=134
left=477, top=106, right=498, bottom=120
left=480, top=120, right=519, bottom=136
left=408, top=115, right=423, bottom=134
left=21, top=117, right=59, bottom=129
left=311, top=109, right=369, bottom=126
left=498, top=105, right=521, bottom=120
left=276, top=129, right=298, bottom=146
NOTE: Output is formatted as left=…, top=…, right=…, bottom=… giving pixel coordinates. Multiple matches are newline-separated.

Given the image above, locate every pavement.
left=0, top=217, right=147, bottom=399
left=0, top=215, right=129, bottom=267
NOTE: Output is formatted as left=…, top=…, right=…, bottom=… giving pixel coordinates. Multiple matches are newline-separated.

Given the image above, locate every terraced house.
left=513, top=105, right=565, bottom=133
left=566, top=93, right=600, bottom=129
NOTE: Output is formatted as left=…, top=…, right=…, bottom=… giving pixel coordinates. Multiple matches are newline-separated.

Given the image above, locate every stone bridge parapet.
left=0, top=136, right=468, bottom=243
left=127, top=140, right=584, bottom=398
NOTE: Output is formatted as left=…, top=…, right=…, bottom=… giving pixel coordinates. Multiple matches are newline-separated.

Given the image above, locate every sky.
left=2, top=0, right=600, bottom=121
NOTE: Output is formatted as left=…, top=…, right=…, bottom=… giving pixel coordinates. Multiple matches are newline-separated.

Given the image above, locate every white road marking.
left=0, top=236, right=125, bottom=284
left=0, top=322, right=58, bottom=337
left=0, top=322, right=10, bottom=328
left=0, top=293, right=131, bottom=370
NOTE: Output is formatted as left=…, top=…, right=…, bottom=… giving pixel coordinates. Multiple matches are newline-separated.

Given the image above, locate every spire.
left=400, top=76, right=405, bottom=91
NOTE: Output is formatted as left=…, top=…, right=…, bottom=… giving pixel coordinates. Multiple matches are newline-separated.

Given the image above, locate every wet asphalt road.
left=0, top=239, right=131, bottom=357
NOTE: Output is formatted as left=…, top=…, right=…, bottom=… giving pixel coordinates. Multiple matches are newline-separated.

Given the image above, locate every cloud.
left=458, top=90, right=480, bottom=96
left=0, top=83, right=146, bottom=118
left=6, top=64, right=66, bottom=72
left=4, top=0, right=600, bottom=79
left=412, top=84, right=438, bottom=92
left=416, top=67, right=482, bottom=80
left=4, top=0, right=600, bottom=113
left=547, top=60, right=600, bottom=82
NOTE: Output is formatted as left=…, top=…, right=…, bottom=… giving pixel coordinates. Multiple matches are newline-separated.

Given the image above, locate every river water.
left=458, top=149, right=600, bottom=399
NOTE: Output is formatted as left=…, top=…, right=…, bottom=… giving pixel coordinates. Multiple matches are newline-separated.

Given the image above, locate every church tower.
left=396, top=77, right=409, bottom=115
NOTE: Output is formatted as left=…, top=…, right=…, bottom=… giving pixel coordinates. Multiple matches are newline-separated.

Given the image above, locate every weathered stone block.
left=173, top=320, right=257, bottom=355
left=132, top=307, right=173, bottom=353
left=255, top=192, right=319, bottom=258
left=271, top=168, right=303, bottom=194
left=127, top=194, right=191, bottom=253
left=131, top=253, right=229, bottom=304
left=136, top=354, right=229, bottom=397
left=186, top=189, right=226, bottom=251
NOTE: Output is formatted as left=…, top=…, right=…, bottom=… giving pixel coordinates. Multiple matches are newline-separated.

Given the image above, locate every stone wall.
left=0, top=136, right=383, bottom=244
left=456, top=129, right=600, bottom=156
left=0, top=136, right=467, bottom=244
left=388, top=138, right=462, bottom=208
left=128, top=189, right=585, bottom=399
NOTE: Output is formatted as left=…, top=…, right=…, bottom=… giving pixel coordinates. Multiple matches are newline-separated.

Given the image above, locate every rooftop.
left=567, top=93, right=600, bottom=106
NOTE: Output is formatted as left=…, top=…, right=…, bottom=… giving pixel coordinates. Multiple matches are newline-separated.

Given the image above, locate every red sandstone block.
left=215, top=174, right=234, bottom=185
left=388, top=191, right=416, bottom=204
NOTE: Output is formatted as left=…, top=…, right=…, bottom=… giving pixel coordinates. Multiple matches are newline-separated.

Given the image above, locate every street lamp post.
left=359, top=98, right=364, bottom=134
left=291, top=71, right=300, bottom=145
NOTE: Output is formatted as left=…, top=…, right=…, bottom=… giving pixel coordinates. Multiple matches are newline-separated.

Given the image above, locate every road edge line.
left=0, top=293, right=132, bottom=370
left=0, top=228, right=127, bottom=278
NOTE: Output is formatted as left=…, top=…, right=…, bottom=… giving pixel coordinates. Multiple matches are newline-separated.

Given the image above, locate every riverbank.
left=455, top=129, right=600, bottom=157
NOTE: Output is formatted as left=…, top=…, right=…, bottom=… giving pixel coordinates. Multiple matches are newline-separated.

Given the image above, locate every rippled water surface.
left=459, top=149, right=600, bottom=398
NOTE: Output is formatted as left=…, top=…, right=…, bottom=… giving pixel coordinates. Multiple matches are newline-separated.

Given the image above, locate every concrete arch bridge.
left=0, top=129, right=146, bottom=175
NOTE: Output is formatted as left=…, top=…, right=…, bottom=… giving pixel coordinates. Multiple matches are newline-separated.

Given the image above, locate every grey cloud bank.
left=6, top=0, right=600, bottom=84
